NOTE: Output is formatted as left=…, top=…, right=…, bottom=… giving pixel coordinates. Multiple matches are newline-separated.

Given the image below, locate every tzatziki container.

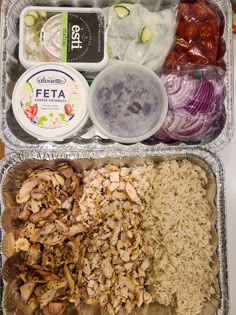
left=19, top=6, right=109, bottom=71
left=12, top=64, right=89, bottom=141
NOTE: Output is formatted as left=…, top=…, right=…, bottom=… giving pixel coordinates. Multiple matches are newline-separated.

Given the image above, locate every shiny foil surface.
left=0, top=147, right=229, bottom=314
left=0, top=0, right=233, bottom=152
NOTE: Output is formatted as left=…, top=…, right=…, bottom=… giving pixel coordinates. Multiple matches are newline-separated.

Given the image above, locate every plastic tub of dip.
left=12, top=64, right=89, bottom=141
left=88, top=63, right=168, bottom=143
left=19, top=6, right=109, bottom=71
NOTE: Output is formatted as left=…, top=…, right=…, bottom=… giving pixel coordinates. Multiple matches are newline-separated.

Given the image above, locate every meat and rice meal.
left=2, top=160, right=217, bottom=315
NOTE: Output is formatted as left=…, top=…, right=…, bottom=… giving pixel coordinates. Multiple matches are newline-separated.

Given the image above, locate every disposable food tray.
left=0, top=147, right=229, bottom=314
left=0, top=0, right=233, bottom=152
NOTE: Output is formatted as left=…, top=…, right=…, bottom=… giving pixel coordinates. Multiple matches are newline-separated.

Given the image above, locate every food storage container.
left=0, top=1, right=231, bottom=314
left=0, top=0, right=233, bottom=151
left=19, top=6, right=109, bottom=71
left=88, top=63, right=168, bottom=143
left=0, top=147, right=229, bottom=315
left=12, top=63, right=89, bottom=141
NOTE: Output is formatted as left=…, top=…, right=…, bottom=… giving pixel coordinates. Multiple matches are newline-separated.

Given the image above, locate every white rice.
left=142, top=159, right=216, bottom=315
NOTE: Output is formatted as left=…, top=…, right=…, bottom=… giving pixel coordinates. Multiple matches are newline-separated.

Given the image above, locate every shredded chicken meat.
left=12, top=163, right=154, bottom=314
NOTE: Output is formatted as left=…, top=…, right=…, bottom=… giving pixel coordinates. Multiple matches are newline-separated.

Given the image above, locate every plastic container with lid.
left=88, top=62, right=168, bottom=144
left=19, top=6, right=109, bottom=71
left=12, top=64, right=89, bottom=141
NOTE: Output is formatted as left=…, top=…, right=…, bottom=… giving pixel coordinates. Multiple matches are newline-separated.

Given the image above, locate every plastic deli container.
left=88, top=63, right=168, bottom=143
left=12, top=64, right=89, bottom=141
left=19, top=6, right=109, bottom=71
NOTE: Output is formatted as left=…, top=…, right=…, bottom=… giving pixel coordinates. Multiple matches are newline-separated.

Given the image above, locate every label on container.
left=22, top=9, right=104, bottom=64
left=61, top=13, right=104, bottom=63
left=13, top=65, right=89, bottom=140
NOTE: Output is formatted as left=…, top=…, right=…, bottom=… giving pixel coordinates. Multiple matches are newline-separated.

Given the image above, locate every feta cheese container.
left=19, top=6, right=109, bottom=71
left=12, top=64, right=89, bottom=141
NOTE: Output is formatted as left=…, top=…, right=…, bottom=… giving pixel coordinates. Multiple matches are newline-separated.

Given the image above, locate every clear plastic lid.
left=88, top=62, right=168, bottom=143
left=12, top=64, right=89, bottom=141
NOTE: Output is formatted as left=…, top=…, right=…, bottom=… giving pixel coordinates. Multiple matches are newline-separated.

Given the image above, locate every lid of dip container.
left=12, top=64, right=89, bottom=141
left=19, top=6, right=109, bottom=72
left=88, top=62, right=168, bottom=144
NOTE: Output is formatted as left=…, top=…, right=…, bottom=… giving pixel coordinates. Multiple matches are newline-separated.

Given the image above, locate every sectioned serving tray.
left=0, top=147, right=229, bottom=315
left=0, top=0, right=233, bottom=152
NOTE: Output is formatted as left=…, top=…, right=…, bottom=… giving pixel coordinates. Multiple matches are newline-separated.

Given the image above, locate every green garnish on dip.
left=27, top=11, right=39, bottom=20
left=140, top=26, right=153, bottom=44
left=114, top=5, right=130, bottom=18
left=38, top=11, right=47, bottom=18
left=24, top=15, right=36, bottom=27
left=24, top=11, right=48, bottom=28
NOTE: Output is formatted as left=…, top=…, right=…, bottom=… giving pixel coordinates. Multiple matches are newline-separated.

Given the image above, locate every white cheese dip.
left=41, top=14, right=62, bottom=60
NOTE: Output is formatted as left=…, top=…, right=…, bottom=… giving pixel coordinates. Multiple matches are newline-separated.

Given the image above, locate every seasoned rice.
left=142, top=159, right=216, bottom=315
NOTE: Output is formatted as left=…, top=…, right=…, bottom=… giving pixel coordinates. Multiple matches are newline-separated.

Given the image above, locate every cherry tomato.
left=177, top=53, right=189, bottom=63
left=217, top=38, right=226, bottom=60
left=164, top=51, right=179, bottom=68
left=188, top=45, right=209, bottom=65
left=208, top=2, right=225, bottom=36
left=64, top=103, right=73, bottom=115
left=175, top=38, right=191, bottom=52
left=26, top=106, right=34, bottom=114
left=176, top=22, right=185, bottom=37
left=199, top=22, right=215, bottom=40
left=177, top=3, right=192, bottom=21
left=27, top=104, right=38, bottom=116
left=183, top=23, right=199, bottom=41
left=233, top=24, right=236, bottom=33
left=192, top=1, right=215, bottom=21
left=208, top=18, right=220, bottom=38
left=32, top=104, right=38, bottom=116
left=24, top=109, right=34, bottom=121
left=197, top=39, right=218, bottom=64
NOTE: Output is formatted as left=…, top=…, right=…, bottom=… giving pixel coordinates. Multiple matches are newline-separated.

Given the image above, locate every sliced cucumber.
left=24, top=15, right=35, bottom=27
left=114, top=5, right=130, bottom=18
left=27, top=11, right=39, bottom=20
left=38, top=11, right=47, bottom=18
left=23, top=82, right=33, bottom=93
left=140, top=27, right=153, bottom=44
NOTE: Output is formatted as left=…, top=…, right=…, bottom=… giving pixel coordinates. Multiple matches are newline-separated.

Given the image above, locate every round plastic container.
left=12, top=64, right=89, bottom=141
left=88, top=63, right=168, bottom=143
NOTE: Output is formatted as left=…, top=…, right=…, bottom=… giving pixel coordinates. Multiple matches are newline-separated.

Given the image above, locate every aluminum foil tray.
left=0, top=0, right=233, bottom=152
left=0, top=147, right=229, bottom=314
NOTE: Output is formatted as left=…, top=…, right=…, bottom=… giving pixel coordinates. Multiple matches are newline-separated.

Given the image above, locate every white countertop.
left=220, top=143, right=236, bottom=315
left=219, top=35, right=236, bottom=315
